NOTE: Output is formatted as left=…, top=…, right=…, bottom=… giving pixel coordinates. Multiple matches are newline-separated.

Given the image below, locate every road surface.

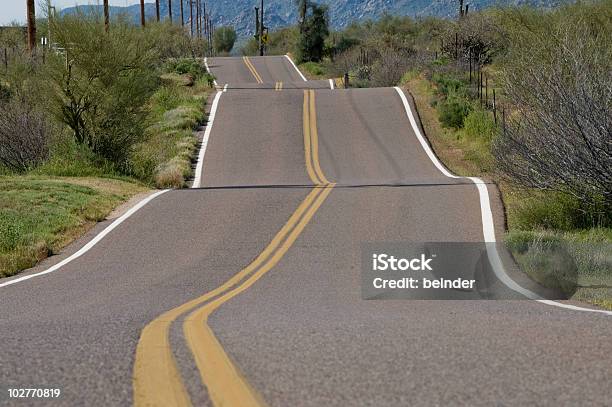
left=0, top=55, right=610, bottom=406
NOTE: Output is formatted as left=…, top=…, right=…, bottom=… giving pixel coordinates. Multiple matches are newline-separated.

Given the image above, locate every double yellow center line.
left=133, top=90, right=334, bottom=406
left=303, top=90, right=330, bottom=185
left=243, top=56, right=263, bottom=84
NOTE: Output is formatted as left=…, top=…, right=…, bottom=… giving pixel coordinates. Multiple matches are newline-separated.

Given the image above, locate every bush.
left=48, top=15, right=159, bottom=170
left=463, top=109, right=497, bottom=141
left=432, top=73, right=467, bottom=97
left=507, top=190, right=610, bottom=231
left=300, top=61, right=325, bottom=77
left=213, top=26, right=237, bottom=54
left=0, top=99, right=50, bottom=172
left=493, top=3, right=611, bottom=214
left=438, top=97, right=471, bottom=129
left=165, top=58, right=208, bottom=80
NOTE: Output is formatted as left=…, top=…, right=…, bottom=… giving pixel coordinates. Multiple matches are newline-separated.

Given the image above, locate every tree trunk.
left=155, top=0, right=160, bottom=22
left=168, top=0, right=173, bottom=23
left=103, top=0, right=110, bottom=32
left=26, top=0, right=36, bottom=52
left=180, top=0, right=184, bottom=26
left=140, top=0, right=145, bottom=27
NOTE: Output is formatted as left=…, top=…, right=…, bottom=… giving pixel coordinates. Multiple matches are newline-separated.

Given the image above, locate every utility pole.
left=255, top=6, right=260, bottom=45
left=26, top=0, right=36, bottom=53
left=47, top=0, right=52, bottom=47
left=189, top=0, right=193, bottom=36
left=259, top=0, right=264, bottom=56
left=196, top=0, right=200, bottom=38
left=103, top=0, right=110, bottom=32
left=155, top=0, right=160, bottom=22
left=180, top=0, right=184, bottom=26
left=168, top=0, right=173, bottom=22
left=140, top=0, right=146, bottom=27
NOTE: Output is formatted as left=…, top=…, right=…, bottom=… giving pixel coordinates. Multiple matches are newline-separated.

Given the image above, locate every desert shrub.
left=438, top=97, right=471, bottom=129
left=463, top=109, right=496, bottom=141
left=213, top=26, right=237, bottom=53
left=0, top=99, right=50, bottom=172
left=493, top=3, right=612, bottom=216
left=432, top=73, right=467, bottom=97
left=48, top=15, right=159, bottom=170
left=165, top=58, right=207, bottom=80
left=507, top=190, right=610, bottom=231
left=300, top=61, right=325, bottom=77
left=369, top=49, right=412, bottom=87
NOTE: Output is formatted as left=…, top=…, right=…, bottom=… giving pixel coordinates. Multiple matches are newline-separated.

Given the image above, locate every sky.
left=1, top=1, right=143, bottom=25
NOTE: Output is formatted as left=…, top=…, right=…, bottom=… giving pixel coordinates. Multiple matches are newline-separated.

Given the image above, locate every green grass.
left=298, top=61, right=327, bottom=79
left=0, top=176, right=148, bottom=277
left=131, top=75, right=210, bottom=188
left=506, top=229, right=612, bottom=309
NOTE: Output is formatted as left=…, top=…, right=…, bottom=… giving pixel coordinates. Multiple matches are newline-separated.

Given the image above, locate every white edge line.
left=192, top=90, right=223, bottom=189
left=393, top=86, right=612, bottom=316
left=329, top=79, right=335, bottom=90
left=1, top=87, right=225, bottom=289
left=0, top=189, right=170, bottom=289
left=284, top=54, right=308, bottom=82
left=204, top=57, right=218, bottom=87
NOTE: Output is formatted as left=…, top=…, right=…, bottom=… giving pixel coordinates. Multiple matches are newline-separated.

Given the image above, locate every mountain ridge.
left=61, top=0, right=573, bottom=37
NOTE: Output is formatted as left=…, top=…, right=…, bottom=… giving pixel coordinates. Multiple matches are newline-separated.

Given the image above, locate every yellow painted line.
left=184, top=184, right=334, bottom=407
left=134, top=82, right=334, bottom=407
left=308, top=90, right=330, bottom=185
left=303, top=90, right=321, bottom=185
left=133, top=186, right=324, bottom=406
left=243, top=56, right=263, bottom=84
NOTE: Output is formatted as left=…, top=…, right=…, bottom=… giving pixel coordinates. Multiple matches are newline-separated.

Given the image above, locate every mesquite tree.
left=493, top=10, right=611, bottom=221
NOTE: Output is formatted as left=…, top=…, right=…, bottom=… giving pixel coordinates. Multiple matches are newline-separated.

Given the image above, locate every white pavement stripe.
left=285, top=54, right=308, bottom=82
left=204, top=57, right=218, bottom=87
left=394, top=87, right=612, bottom=316
left=193, top=90, right=223, bottom=189
left=0, top=189, right=170, bottom=289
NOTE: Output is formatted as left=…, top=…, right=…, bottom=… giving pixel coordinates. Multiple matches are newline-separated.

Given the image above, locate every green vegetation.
left=298, top=61, right=326, bottom=79
left=213, top=26, right=237, bottom=54
left=296, top=2, right=330, bottom=62
left=0, top=16, right=215, bottom=277
left=0, top=177, right=148, bottom=278
left=132, top=70, right=209, bottom=188
left=242, top=1, right=330, bottom=63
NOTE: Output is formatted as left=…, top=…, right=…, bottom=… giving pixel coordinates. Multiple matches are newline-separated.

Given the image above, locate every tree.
left=48, top=16, right=158, bottom=168
left=0, top=99, right=50, bottom=172
left=493, top=6, right=612, bottom=221
left=296, top=0, right=308, bottom=32
left=213, top=26, right=237, bottom=53
left=296, top=3, right=329, bottom=62
left=140, top=0, right=146, bottom=27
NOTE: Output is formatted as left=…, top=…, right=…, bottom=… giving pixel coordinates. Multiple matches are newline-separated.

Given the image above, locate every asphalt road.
left=0, top=56, right=610, bottom=407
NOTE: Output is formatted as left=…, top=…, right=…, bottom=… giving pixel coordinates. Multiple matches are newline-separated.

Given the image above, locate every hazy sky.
left=1, top=1, right=143, bottom=25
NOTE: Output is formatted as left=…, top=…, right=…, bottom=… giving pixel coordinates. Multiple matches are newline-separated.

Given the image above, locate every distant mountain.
left=61, top=0, right=574, bottom=37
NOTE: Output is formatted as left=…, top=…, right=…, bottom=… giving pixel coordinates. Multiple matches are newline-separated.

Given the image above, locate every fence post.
left=485, top=75, right=488, bottom=109
left=493, top=89, right=497, bottom=124
left=344, top=72, right=349, bottom=89
left=3, top=48, right=7, bottom=73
